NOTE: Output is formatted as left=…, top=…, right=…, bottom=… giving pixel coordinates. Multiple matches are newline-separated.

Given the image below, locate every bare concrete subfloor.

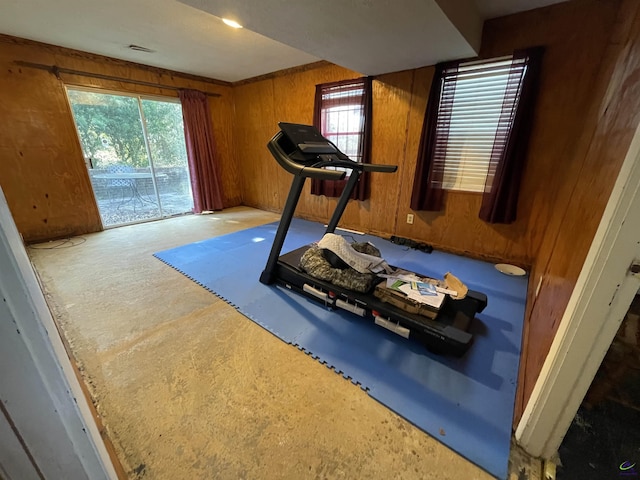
left=29, top=207, right=535, bottom=480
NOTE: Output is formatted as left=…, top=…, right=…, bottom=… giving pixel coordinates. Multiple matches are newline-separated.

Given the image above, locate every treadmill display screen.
left=279, top=122, right=327, bottom=146
left=278, top=122, right=349, bottom=162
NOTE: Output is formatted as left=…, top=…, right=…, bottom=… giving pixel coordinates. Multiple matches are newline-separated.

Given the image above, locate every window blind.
left=433, top=57, right=528, bottom=193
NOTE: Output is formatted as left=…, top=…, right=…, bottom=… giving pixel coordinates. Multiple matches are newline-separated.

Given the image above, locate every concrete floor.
left=28, top=207, right=537, bottom=480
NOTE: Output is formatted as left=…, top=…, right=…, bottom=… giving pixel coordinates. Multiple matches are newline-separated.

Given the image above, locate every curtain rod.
left=14, top=61, right=221, bottom=97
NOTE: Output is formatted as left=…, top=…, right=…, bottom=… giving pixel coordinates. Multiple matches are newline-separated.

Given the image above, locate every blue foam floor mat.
left=154, top=219, right=527, bottom=479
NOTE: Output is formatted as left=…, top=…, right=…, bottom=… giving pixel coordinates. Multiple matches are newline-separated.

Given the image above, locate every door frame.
left=0, top=187, right=116, bottom=479
left=515, top=120, right=640, bottom=458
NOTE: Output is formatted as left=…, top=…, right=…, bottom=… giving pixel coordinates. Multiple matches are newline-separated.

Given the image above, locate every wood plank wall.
left=0, top=36, right=241, bottom=243
left=232, top=0, right=631, bottom=425
left=232, top=0, right=622, bottom=267
left=510, top=0, right=640, bottom=423
left=234, top=61, right=536, bottom=263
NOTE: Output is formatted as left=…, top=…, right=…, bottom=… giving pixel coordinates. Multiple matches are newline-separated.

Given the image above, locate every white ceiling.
left=474, top=0, right=566, bottom=19
left=182, top=0, right=483, bottom=77
left=0, top=0, right=566, bottom=83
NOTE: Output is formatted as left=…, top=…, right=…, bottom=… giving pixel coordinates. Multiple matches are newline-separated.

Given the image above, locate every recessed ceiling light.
left=222, top=18, right=243, bottom=29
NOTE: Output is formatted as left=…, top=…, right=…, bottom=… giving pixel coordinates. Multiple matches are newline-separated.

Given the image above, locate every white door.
left=0, top=187, right=116, bottom=479
left=0, top=404, right=41, bottom=480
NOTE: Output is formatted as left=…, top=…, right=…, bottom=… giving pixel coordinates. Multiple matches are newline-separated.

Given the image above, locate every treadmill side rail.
left=375, top=316, right=411, bottom=339
left=303, top=283, right=330, bottom=303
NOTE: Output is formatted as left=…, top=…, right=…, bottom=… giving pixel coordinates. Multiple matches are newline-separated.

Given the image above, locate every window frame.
left=310, top=77, right=373, bottom=200
left=433, top=55, right=523, bottom=194
left=317, top=79, right=368, bottom=171
left=410, top=47, right=544, bottom=223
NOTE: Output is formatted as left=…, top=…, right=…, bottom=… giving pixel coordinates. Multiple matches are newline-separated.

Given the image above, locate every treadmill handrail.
left=268, top=131, right=398, bottom=179
left=361, top=164, right=398, bottom=173
left=313, top=158, right=397, bottom=174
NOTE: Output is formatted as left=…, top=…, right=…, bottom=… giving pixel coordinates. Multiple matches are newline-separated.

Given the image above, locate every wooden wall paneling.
left=512, top=258, right=544, bottom=427
left=515, top=0, right=640, bottom=423
left=210, top=91, right=241, bottom=207
left=233, top=61, right=333, bottom=87
left=0, top=35, right=236, bottom=242
left=230, top=0, right=623, bottom=269
left=232, top=80, right=278, bottom=210
left=523, top=0, right=631, bottom=281
left=481, top=0, right=623, bottom=268
left=0, top=48, right=102, bottom=242
left=361, top=71, right=415, bottom=236
left=508, top=2, right=637, bottom=421
left=403, top=0, right=621, bottom=266
left=395, top=66, right=430, bottom=238
left=271, top=69, right=316, bottom=216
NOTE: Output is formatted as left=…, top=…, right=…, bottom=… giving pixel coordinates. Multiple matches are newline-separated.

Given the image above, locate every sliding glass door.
left=67, top=88, right=193, bottom=227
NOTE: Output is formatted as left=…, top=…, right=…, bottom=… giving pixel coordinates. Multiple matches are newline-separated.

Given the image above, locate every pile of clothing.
left=299, top=233, right=385, bottom=293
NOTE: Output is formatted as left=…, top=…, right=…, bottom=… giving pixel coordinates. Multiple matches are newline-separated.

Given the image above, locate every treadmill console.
left=277, top=122, right=350, bottom=165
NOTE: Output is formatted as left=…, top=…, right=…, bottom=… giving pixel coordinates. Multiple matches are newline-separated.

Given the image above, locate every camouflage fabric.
left=299, top=242, right=382, bottom=293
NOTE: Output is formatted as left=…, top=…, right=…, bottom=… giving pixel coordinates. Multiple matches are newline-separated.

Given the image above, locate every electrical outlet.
left=406, top=214, right=414, bottom=224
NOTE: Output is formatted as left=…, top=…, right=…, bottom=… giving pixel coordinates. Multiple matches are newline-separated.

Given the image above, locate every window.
left=411, top=47, right=543, bottom=223
left=319, top=81, right=366, bottom=168
left=434, top=56, right=526, bottom=192
left=311, top=77, right=373, bottom=199
left=67, top=88, right=193, bottom=227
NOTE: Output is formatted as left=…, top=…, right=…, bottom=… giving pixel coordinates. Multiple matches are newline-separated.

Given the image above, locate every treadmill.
left=259, top=122, right=487, bottom=356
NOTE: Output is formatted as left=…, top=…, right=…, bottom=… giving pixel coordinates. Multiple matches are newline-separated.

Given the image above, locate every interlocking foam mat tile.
left=154, top=219, right=528, bottom=479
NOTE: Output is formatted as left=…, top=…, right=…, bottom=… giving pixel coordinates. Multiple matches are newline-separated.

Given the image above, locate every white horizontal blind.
left=432, top=57, right=527, bottom=192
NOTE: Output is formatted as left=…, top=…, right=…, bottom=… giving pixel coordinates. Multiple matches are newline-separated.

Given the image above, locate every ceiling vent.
left=128, top=44, right=155, bottom=53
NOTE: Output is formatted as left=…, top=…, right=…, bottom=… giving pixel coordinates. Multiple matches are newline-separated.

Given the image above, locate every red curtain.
left=311, top=77, right=373, bottom=200
left=178, top=89, right=224, bottom=213
left=410, top=48, right=543, bottom=224
left=410, top=62, right=456, bottom=211
left=479, top=47, right=544, bottom=223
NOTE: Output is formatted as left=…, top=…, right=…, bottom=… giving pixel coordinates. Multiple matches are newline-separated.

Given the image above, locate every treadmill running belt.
left=154, top=218, right=528, bottom=480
